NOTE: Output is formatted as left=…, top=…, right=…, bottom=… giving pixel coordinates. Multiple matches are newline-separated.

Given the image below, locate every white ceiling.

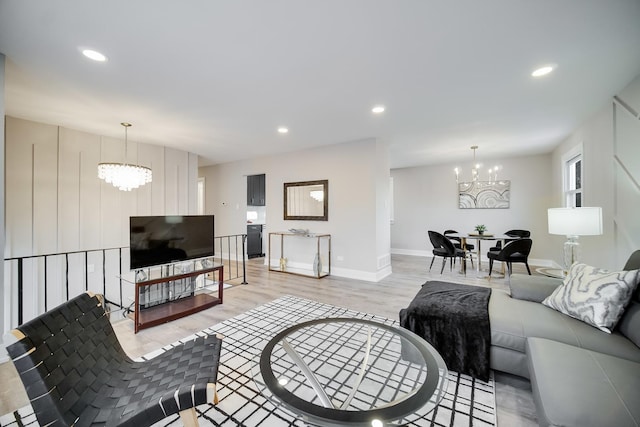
left=1, top=1, right=639, bottom=169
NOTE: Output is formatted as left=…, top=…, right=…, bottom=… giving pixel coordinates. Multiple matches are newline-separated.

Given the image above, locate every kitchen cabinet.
left=247, top=174, right=265, bottom=206
left=247, top=224, right=264, bottom=258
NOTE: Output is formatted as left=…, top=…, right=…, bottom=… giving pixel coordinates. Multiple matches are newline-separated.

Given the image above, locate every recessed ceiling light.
left=277, top=127, right=289, bottom=134
left=372, top=105, right=385, bottom=114
left=82, top=49, right=107, bottom=62
left=531, top=65, right=555, bottom=77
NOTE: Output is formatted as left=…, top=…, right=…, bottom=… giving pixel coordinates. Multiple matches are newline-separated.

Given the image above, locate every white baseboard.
left=390, top=248, right=431, bottom=257
left=331, top=265, right=392, bottom=282
left=391, top=248, right=557, bottom=268
left=0, top=340, right=9, bottom=364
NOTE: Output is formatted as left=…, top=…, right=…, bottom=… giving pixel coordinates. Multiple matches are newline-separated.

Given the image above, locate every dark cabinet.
left=247, top=224, right=264, bottom=258
left=247, top=174, right=265, bottom=206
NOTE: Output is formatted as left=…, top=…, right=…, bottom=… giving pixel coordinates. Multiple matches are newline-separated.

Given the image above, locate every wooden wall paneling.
left=120, top=248, right=135, bottom=306
left=188, top=153, right=199, bottom=214
left=118, top=134, right=143, bottom=246
left=20, top=259, right=40, bottom=324
left=58, top=129, right=82, bottom=253
left=5, top=117, right=57, bottom=257
left=86, top=251, right=106, bottom=296
left=146, top=142, right=166, bottom=215
left=103, top=249, right=124, bottom=313
left=65, top=252, right=87, bottom=300
left=59, top=128, right=102, bottom=252
left=76, top=129, right=102, bottom=251
left=4, top=263, right=18, bottom=328
left=100, top=136, right=126, bottom=249
left=45, top=255, right=66, bottom=313
left=163, top=147, right=184, bottom=214
left=134, top=142, right=154, bottom=216
left=32, top=127, right=59, bottom=256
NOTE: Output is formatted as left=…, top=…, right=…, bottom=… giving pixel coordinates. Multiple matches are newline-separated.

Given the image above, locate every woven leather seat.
left=6, top=292, right=222, bottom=427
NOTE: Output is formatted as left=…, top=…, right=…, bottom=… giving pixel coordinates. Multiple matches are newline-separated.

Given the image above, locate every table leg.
left=459, top=237, right=468, bottom=274
left=218, top=265, right=224, bottom=304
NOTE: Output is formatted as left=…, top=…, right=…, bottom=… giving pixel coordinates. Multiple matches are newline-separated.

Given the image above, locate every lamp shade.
left=548, top=207, right=603, bottom=236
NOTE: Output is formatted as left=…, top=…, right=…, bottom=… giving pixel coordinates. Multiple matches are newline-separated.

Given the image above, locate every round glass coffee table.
left=253, top=318, right=448, bottom=426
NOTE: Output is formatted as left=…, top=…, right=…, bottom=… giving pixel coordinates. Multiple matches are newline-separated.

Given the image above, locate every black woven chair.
left=429, top=230, right=467, bottom=274
left=487, top=238, right=533, bottom=276
left=6, top=292, right=222, bottom=427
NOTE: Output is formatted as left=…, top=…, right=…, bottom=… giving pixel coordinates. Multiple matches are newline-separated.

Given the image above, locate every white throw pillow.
left=542, top=263, right=640, bottom=333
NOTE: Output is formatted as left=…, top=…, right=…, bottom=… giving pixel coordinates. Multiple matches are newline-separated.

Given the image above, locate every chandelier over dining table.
left=454, top=145, right=501, bottom=183
left=98, top=122, right=152, bottom=191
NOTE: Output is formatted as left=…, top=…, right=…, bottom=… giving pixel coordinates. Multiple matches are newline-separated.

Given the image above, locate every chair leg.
left=489, top=259, right=493, bottom=275
left=180, top=408, right=199, bottom=427
left=440, top=258, right=446, bottom=274
left=429, top=256, right=435, bottom=271
left=525, top=262, right=531, bottom=275
left=450, top=258, right=453, bottom=271
left=469, top=253, right=474, bottom=268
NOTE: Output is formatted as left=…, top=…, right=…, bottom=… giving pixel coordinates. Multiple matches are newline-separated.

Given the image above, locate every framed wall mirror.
left=284, top=180, right=328, bottom=221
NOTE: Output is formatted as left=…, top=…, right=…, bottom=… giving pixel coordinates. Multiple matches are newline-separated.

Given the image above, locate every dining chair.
left=487, top=238, right=533, bottom=276
left=429, top=230, right=467, bottom=274
left=489, top=229, right=531, bottom=251
left=444, top=229, right=475, bottom=268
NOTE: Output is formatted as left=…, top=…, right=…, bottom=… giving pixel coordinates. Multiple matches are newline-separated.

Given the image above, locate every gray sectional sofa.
left=489, top=251, right=640, bottom=427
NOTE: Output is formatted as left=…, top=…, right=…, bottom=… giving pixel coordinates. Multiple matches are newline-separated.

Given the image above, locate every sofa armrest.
left=509, top=274, right=562, bottom=302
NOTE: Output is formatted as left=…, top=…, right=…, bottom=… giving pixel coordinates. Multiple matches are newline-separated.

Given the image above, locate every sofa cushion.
left=542, top=263, right=640, bottom=333
left=617, top=300, right=640, bottom=347
left=509, top=273, right=561, bottom=302
left=490, top=290, right=640, bottom=363
left=527, top=337, right=640, bottom=427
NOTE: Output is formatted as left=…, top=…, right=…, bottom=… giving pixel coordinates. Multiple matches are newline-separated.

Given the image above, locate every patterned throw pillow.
left=542, top=263, right=640, bottom=333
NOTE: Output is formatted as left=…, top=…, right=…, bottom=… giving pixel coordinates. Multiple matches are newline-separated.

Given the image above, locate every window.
left=563, top=145, right=582, bottom=207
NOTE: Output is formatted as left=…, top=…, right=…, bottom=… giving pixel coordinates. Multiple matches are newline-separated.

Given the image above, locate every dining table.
left=450, top=233, right=511, bottom=278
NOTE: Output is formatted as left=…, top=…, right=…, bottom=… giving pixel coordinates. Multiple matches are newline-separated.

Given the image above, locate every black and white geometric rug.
left=0, top=295, right=496, bottom=426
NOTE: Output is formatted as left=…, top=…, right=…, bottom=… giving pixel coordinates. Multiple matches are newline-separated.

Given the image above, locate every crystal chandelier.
left=98, top=123, right=152, bottom=191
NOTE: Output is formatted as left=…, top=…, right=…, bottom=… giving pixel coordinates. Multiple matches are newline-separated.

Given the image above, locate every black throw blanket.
left=399, top=281, right=492, bottom=381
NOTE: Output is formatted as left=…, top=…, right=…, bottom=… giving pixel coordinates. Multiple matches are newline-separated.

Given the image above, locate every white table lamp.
left=548, top=207, right=603, bottom=272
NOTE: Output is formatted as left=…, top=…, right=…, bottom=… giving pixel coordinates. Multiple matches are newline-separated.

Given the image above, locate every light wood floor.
left=0, top=254, right=539, bottom=426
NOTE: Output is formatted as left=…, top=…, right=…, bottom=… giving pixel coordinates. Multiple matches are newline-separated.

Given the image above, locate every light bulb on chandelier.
left=454, top=146, right=501, bottom=183
left=98, top=123, right=152, bottom=191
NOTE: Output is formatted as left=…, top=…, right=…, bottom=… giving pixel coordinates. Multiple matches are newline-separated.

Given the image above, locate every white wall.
left=0, top=54, right=6, bottom=360
left=551, top=74, right=640, bottom=270
left=613, top=77, right=640, bottom=265
left=391, top=154, right=554, bottom=264
left=3, top=116, right=199, bottom=332
left=550, top=105, right=615, bottom=268
left=199, top=138, right=392, bottom=281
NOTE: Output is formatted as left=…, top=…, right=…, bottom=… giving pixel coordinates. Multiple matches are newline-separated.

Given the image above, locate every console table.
left=268, top=232, right=331, bottom=278
left=131, top=264, right=224, bottom=333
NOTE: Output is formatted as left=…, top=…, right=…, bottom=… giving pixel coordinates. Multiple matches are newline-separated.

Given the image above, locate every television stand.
left=132, top=264, right=224, bottom=333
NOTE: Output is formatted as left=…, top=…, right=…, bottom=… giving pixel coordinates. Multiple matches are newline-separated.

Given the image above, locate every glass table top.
left=252, top=318, right=448, bottom=427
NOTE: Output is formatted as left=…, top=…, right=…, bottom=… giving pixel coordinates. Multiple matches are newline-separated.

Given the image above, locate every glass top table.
left=252, top=318, right=448, bottom=426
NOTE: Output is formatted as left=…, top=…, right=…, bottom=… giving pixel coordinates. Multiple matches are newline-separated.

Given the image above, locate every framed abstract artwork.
left=458, top=180, right=510, bottom=209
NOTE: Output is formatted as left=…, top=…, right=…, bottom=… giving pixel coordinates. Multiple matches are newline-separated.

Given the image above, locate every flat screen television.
left=129, top=215, right=214, bottom=270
